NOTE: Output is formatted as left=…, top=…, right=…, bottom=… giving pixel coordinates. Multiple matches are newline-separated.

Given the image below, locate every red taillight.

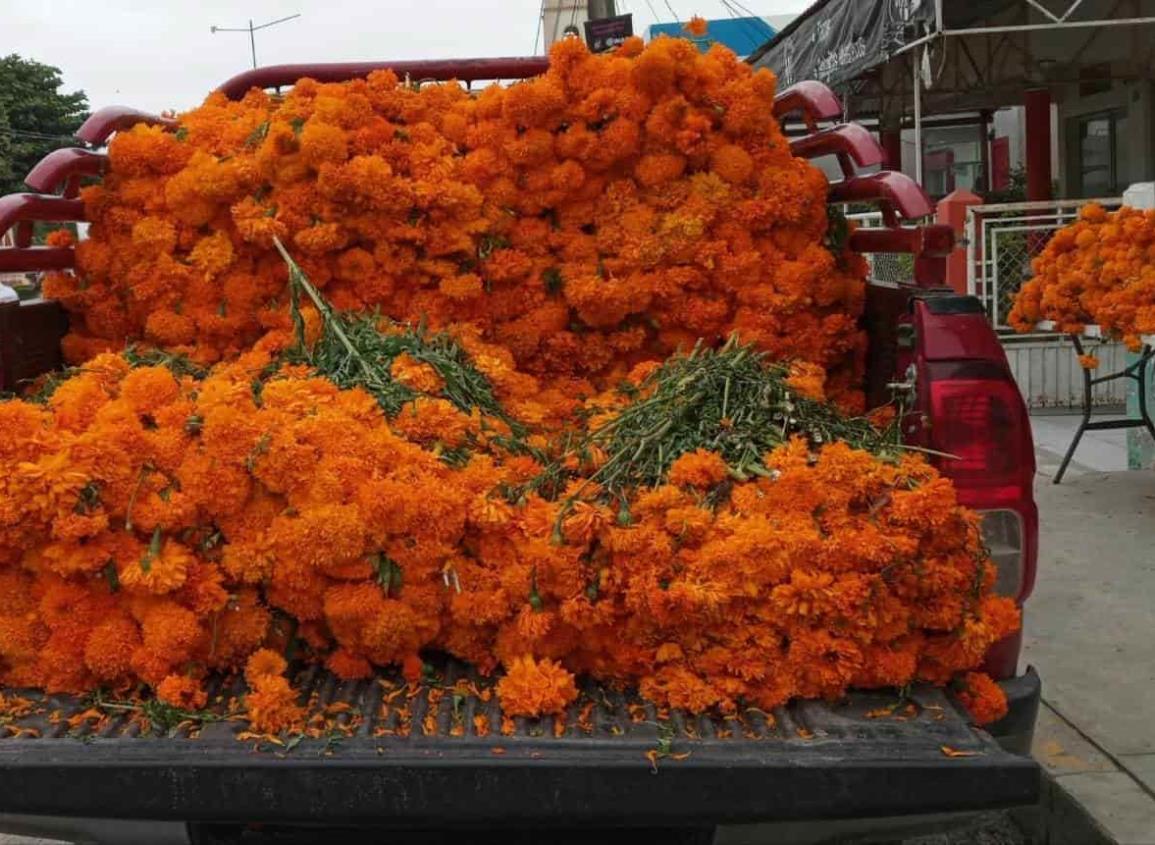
left=923, top=370, right=1038, bottom=607
left=927, top=377, right=1034, bottom=504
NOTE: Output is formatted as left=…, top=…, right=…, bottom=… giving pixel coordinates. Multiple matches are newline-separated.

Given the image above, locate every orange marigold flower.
left=955, top=671, right=1008, bottom=725
left=496, top=656, right=578, bottom=717
left=156, top=674, right=208, bottom=711
left=786, top=361, right=827, bottom=401
left=390, top=352, right=445, bottom=394
left=244, top=648, right=288, bottom=686
left=246, top=674, right=305, bottom=734
left=326, top=649, right=374, bottom=680
left=44, top=228, right=76, bottom=248
left=667, top=448, right=729, bottom=489
left=684, top=15, right=709, bottom=37
left=1077, top=354, right=1100, bottom=370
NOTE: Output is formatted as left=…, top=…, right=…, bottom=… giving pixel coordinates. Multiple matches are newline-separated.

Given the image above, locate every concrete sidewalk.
left=1025, top=413, right=1155, bottom=844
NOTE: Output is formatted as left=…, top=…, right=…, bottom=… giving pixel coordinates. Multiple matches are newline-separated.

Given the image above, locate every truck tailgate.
left=0, top=665, right=1039, bottom=826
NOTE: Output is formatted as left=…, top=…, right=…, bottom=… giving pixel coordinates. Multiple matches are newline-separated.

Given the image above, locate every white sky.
left=7, top=0, right=813, bottom=116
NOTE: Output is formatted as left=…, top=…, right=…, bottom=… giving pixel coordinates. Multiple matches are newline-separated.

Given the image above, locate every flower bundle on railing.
left=1010, top=203, right=1155, bottom=347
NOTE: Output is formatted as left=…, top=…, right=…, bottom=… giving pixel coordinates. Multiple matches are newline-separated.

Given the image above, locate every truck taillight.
left=978, top=509, right=1024, bottom=598
left=925, top=369, right=1038, bottom=603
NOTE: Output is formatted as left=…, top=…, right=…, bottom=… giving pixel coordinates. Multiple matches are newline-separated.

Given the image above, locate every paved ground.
left=1026, top=412, right=1155, bottom=844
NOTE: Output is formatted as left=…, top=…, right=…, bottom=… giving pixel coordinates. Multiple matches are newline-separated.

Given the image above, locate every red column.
left=1024, top=89, right=1052, bottom=202
left=936, top=189, right=984, bottom=294
left=880, top=129, right=903, bottom=172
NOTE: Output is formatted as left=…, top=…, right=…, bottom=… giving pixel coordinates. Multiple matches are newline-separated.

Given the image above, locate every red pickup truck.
left=0, top=58, right=1040, bottom=845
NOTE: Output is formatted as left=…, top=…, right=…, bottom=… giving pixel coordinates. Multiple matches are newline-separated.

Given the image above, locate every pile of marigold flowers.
left=0, top=35, right=1018, bottom=735
left=43, top=33, right=868, bottom=411
left=1010, top=203, right=1155, bottom=348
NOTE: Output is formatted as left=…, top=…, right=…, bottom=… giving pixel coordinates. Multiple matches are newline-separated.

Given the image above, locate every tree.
left=0, top=55, right=89, bottom=197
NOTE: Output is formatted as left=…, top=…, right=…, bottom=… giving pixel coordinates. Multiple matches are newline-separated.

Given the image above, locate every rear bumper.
left=988, top=666, right=1042, bottom=756
left=0, top=681, right=1041, bottom=829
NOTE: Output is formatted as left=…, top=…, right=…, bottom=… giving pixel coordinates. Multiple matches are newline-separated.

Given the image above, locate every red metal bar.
left=772, top=81, right=842, bottom=131
left=848, top=224, right=954, bottom=257
left=76, top=107, right=178, bottom=146
left=790, top=124, right=884, bottom=179
left=0, top=194, right=87, bottom=241
left=217, top=57, right=552, bottom=100
left=0, top=247, right=76, bottom=272
left=828, top=171, right=934, bottom=225
left=25, top=148, right=108, bottom=197
left=879, top=129, right=902, bottom=171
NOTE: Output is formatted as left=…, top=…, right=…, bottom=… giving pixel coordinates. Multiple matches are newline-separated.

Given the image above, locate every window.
left=1075, top=110, right=1129, bottom=197
left=922, top=124, right=985, bottom=199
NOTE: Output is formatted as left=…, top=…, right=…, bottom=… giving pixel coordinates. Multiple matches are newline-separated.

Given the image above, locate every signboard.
left=749, top=0, right=934, bottom=88
left=584, top=13, right=634, bottom=54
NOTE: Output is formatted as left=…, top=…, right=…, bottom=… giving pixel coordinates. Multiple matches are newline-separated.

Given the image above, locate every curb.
left=1026, top=701, right=1155, bottom=844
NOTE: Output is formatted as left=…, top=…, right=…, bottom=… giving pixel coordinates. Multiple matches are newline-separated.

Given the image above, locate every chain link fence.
left=965, top=198, right=1123, bottom=329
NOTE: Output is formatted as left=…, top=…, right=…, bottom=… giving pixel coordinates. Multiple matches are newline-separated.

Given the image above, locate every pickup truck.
left=0, top=58, right=1041, bottom=845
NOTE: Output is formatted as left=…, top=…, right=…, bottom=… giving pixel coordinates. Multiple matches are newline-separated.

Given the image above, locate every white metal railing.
left=964, top=197, right=1123, bottom=330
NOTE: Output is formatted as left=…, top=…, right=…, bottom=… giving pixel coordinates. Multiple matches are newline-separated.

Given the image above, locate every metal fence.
left=964, top=197, right=1123, bottom=329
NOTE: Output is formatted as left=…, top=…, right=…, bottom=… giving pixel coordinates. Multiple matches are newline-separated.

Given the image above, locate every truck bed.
left=0, top=661, right=1038, bottom=827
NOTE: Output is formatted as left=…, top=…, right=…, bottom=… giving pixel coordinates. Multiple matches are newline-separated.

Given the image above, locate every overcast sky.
left=9, top=0, right=813, bottom=116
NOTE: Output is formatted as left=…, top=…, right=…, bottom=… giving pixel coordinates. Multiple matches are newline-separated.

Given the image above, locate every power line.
left=570, top=0, right=581, bottom=31
left=0, top=128, right=79, bottom=143
left=726, top=0, right=768, bottom=22
left=662, top=0, right=681, bottom=22
left=718, top=0, right=775, bottom=51
left=210, top=13, right=300, bottom=69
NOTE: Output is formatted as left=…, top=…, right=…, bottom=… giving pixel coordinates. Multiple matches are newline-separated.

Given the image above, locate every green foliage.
left=574, top=336, right=904, bottom=503
left=275, top=237, right=515, bottom=426
left=0, top=54, right=89, bottom=197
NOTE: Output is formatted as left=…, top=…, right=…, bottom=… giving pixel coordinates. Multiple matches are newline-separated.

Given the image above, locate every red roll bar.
left=77, top=107, right=177, bottom=146
left=790, top=124, right=885, bottom=180
left=216, top=57, right=552, bottom=100
left=25, top=149, right=108, bottom=197
left=772, top=81, right=842, bottom=130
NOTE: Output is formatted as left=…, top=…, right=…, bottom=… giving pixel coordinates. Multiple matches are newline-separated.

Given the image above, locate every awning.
left=748, top=0, right=936, bottom=88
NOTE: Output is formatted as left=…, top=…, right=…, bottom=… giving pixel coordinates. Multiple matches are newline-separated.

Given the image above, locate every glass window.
left=1076, top=110, right=1128, bottom=197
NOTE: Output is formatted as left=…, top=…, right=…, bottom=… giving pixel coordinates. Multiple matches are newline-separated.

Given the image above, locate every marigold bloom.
left=496, top=656, right=578, bottom=717
left=955, top=671, right=1008, bottom=725
left=156, top=674, right=208, bottom=711
left=245, top=648, right=288, bottom=685
left=668, top=449, right=729, bottom=489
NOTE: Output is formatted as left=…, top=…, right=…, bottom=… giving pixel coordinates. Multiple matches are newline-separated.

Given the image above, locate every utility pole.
left=588, top=0, right=617, bottom=18
left=210, top=14, right=301, bottom=69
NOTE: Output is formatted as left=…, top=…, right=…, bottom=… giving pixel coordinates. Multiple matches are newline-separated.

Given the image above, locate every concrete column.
left=1025, top=89, right=1053, bottom=202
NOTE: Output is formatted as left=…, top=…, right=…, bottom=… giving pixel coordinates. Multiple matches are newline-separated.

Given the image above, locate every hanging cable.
left=642, top=0, right=661, bottom=33
left=718, top=0, right=775, bottom=53
left=662, top=0, right=681, bottom=23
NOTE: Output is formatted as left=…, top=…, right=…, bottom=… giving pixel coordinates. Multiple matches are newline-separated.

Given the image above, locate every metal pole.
left=913, top=52, right=923, bottom=186
left=249, top=20, right=257, bottom=69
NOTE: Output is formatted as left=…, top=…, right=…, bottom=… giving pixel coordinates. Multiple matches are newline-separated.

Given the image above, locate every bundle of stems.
left=575, top=335, right=904, bottom=501
left=273, top=238, right=513, bottom=426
